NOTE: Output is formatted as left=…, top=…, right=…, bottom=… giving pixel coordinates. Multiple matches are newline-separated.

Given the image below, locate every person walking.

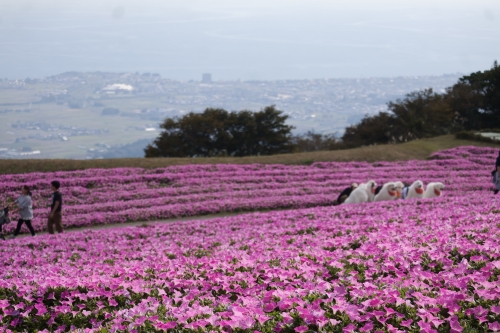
left=494, top=150, right=500, bottom=195
left=0, top=206, right=10, bottom=240
left=48, top=180, right=64, bottom=234
left=12, top=186, right=36, bottom=237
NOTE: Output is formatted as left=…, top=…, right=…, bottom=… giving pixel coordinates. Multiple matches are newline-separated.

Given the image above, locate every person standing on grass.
left=0, top=206, right=10, bottom=241
left=12, top=185, right=36, bottom=237
left=494, top=150, right=500, bottom=195
left=48, top=180, right=64, bottom=234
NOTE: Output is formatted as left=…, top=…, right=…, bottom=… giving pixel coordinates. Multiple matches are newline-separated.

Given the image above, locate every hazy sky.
left=1, top=0, right=499, bottom=80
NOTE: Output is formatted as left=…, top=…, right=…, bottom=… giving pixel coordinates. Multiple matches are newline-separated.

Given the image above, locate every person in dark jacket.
left=494, top=150, right=500, bottom=195
left=48, top=180, right=64, bottom=234
left=0, top=206, right=9, bottom=241
left=336, top=183, right=358, bottom=204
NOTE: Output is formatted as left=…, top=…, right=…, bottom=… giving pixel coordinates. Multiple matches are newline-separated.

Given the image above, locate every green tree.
left=225, top=110, right=257, bottom=156
left=342, top=112, right=394, bottom=146
left=252, top=106, right=295, bottom=155
left=445, top=82, right=484, bottom=130
left=446, top=60, right=500, bottom=129
left=144, top=108, right=230, bottom=158
left=342, top=89, right=453, bottom=146
left=293, top=131, right=340, bottom=152
left=388, top=88, right=453, bottom=142
left=145, top=106, right=294, bottom=158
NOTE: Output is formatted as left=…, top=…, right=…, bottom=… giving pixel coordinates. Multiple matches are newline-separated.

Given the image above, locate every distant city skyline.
left=0, top=71, right=461, bottom=159
left=2, top=70, right=466, bottom=82
left=0, top=0, right=499, bottom=80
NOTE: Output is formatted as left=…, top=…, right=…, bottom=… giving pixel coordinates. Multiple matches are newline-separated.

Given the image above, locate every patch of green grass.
left=1, top=135, right=499, bottom=175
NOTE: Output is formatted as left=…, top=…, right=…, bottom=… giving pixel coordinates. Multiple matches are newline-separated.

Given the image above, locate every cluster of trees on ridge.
left=145, top=106, right=294, bottom=158
left=146, top=62, right=500, bottom=158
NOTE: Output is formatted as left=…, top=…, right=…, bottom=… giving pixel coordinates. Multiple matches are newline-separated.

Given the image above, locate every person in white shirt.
left=12, top=186, right=36, bottom=237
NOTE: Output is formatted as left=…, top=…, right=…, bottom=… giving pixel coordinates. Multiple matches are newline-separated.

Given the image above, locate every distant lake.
left=1, top=1, right=499, bottom=80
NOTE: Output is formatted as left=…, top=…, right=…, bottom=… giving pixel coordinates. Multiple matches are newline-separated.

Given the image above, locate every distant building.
left=476, top=132, right=500, bottom=141
left=102, top=83, right=134, bottom=94
left=8, top=150, right=41, bottom=156
left=202, top=73, right=212, bottom=83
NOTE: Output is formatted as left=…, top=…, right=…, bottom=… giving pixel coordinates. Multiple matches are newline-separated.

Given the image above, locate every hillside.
left=1, top=135, right=499, bottom=175
left=1, top=146, right=499, bottom=332
left=1, top=144, right=496, bottom=233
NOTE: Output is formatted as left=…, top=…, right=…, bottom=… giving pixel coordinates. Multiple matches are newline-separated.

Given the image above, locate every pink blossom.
left=491, top=306, right=500, bottom=315
left=449, top=315, right=462, bottom=333
left=264, top=303, right=277, bottom=313
left=343, top=323, right=357, bottom=333
left=489, top=321, right=500, bottom=332
left=360, top=322, right=374, bottom=332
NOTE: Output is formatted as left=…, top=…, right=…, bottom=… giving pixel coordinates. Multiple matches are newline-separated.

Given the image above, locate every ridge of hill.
left=0, top=135, right=499, bottom=175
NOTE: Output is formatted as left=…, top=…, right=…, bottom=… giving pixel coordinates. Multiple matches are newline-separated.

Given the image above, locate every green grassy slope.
left=1, top=135, right=499, bottom=175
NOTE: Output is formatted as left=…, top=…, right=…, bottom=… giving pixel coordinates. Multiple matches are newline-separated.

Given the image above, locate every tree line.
left=145, top=106, right=295, bottom=157
left=146, top=61, right=500, bottom=158
left=342, top=61, right=500, bottom=147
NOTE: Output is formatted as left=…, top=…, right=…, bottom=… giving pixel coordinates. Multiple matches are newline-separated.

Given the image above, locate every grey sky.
left=1, top=0, right=499, bottom=80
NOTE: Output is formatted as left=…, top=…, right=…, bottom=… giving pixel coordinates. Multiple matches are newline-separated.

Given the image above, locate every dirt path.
left=9, top=208, right=293, bottom=239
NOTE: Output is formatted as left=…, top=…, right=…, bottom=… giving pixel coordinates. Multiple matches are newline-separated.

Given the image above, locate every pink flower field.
left=0, top=146, right=499, bottom=332
left=0, top=146, right=497, bottom=233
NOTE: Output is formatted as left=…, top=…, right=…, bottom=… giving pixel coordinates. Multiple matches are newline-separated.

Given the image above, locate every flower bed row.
left=0, top=192, right=499, bottom=332
left=0, top=146, right=497, bottom=233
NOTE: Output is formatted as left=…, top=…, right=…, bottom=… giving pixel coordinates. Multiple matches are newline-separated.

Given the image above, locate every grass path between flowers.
left=1, top=135, right=500, bottom=175
left=11, top=209, right=288, bottom=239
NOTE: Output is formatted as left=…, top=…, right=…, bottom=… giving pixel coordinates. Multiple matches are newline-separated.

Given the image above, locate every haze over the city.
left=1, top=0, right=499, bottom=159
left=1, top=0, right=499, bottom=80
